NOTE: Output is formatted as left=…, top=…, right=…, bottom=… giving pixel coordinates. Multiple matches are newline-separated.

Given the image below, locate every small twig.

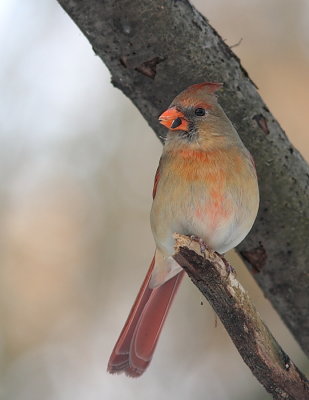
left=173, top=234, right=308, bottom=400
left=229, top=37, right=243, bottom=48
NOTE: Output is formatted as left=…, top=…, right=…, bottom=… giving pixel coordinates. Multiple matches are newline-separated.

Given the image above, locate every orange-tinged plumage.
left=108, top=82, right=259, bottom=377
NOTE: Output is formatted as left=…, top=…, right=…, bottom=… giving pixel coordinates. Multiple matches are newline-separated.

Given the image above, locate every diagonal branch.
left=56, top=0, right=309, bottom=355
left=173, top=234, right=308, bottom=400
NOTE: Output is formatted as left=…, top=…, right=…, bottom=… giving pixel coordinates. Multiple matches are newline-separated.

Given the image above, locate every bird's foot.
left=190, top=235, right=209, bottom=257
left=217, top=253, right=236, bottom=276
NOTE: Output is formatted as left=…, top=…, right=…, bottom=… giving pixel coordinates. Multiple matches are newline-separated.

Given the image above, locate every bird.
left=107, top=82, right=259, bottom=377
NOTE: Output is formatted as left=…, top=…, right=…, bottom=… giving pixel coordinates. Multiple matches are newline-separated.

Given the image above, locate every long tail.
left=107, top=256, right=184, bottom=377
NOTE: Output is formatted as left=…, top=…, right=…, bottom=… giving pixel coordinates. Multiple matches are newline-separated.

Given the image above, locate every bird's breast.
left=151, top=147, right=259, bottom=255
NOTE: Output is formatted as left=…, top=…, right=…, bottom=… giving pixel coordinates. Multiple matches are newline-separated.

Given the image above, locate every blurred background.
left=0, top=1, right=308, bottom=399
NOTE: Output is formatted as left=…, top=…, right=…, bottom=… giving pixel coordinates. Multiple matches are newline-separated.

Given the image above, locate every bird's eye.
left=195, top=107, right=206, bottom=116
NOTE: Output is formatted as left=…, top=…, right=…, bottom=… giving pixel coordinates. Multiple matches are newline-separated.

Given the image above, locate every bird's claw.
left=190, top=235, right=209, bottom=257
left=217, top=253, right=236, bottom=276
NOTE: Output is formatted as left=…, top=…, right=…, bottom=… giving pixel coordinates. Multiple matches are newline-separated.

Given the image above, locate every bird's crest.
left=185, top=82, right=223, bottom=95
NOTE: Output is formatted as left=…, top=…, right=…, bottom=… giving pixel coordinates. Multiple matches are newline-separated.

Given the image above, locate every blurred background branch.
left=174, top=234, right=309, bottom=400
left=56, top=0, right=309, bottom=356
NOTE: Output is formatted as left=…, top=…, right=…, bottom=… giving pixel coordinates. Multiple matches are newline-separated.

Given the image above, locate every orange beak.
left=158, top=107, right=188, bottom=131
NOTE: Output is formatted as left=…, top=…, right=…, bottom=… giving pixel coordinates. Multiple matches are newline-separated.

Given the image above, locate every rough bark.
left=173, top=234, right=308, bottom=400
left=56, top=0, right=309, bottom=355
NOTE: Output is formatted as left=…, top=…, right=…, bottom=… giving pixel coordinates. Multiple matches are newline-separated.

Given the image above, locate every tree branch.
left=173, top=234, right=308, bottom=400
left=56, top=0, right=309, bottom=355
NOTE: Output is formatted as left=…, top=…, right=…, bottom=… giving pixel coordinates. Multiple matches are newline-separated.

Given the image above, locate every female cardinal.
left=107, top=82, right=259, bottom=377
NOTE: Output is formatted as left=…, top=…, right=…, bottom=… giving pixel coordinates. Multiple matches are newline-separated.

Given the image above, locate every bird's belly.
left=189, top=205, right=253, bottom=254
left=179, top=192, right=242, bottom=253
left=151, top=185, right=257, bottom=256
left=189, top=198, right=236, bottom=252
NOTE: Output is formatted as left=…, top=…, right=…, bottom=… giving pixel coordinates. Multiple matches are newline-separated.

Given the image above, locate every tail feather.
left=107, top=256, right=184, bottom=377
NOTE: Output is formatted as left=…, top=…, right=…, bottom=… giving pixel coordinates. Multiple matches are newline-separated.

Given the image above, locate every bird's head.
left=159, top=82, right=224, bottom=143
